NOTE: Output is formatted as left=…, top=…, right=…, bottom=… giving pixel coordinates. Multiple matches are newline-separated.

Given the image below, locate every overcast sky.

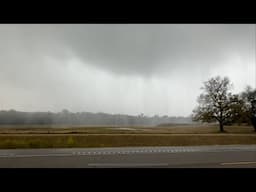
left=0, top=24, right=255, bottom=116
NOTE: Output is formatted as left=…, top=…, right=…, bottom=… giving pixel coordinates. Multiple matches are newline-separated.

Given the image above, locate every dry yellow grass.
left=0, top=124, right=254, bottom=134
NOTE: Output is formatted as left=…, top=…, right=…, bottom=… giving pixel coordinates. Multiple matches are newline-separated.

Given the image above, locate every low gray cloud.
left=0, top=24, right=254, bottom=116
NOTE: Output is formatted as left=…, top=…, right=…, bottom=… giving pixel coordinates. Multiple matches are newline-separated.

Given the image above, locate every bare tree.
left=192, top=76, right=234, bottom=132
left=227, top=94, right=249, bottom=125
left=241, top=86, right=256, bottom=131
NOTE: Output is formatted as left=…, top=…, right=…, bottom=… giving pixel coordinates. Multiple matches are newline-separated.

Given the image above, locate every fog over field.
left=0, top=24, right=255, bottom=116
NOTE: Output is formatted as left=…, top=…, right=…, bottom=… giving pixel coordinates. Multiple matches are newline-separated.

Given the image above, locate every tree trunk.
left=219, top=121, right=224, bottom=132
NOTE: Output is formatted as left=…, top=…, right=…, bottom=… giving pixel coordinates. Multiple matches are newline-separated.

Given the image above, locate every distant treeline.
left=0, top=109, right=193, bottom=126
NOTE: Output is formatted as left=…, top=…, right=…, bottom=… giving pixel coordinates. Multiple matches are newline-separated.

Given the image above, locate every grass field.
left=0, top=124, right=254, bottom=134
left=0, top=124, right=255, bottom=148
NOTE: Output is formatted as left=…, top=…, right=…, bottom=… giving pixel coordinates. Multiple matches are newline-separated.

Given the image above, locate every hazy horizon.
left=0, top=108, right=193, bottom=118
left=0, top=24, right=255, bottom=116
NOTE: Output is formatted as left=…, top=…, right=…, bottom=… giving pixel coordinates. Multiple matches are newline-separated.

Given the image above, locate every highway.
left=0, top=145, right=255, bottom=168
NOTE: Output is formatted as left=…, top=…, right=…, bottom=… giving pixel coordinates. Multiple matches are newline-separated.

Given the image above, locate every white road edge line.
left=88, top=163, right=169, bottom=167
left=0, top=154, right=73, bottom=158
left=221, top=161, right=256, bottom=165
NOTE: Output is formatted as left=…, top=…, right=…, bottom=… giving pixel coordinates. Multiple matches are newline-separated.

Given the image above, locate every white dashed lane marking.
left=70, top=147, right=204, bottom=156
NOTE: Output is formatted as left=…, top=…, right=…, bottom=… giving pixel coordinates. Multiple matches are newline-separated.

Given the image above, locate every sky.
left=0, top=24, right=255, bottom=116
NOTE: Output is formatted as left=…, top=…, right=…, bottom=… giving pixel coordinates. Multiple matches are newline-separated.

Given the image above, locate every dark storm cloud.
left=1, top=24, right=253, bottom=77
left=56, top=24, right=253, bottom=76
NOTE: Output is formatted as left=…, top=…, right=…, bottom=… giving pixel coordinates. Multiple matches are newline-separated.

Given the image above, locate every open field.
left=0, top=124, right=254, bottom=134
left=0, top=124, right=255, bottom=148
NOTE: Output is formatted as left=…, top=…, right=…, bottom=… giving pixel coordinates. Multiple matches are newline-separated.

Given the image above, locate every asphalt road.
left=0, top=145, right=255, bottom=168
